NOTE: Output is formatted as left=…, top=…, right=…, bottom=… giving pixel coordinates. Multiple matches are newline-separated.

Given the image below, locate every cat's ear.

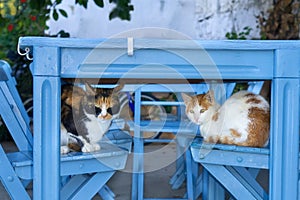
left=181, top=93, right=192, bottom=104
left=113, top=83, right=124, bottom=93
left=205, top=90, right=215, bottom=103
left=85, top=82, right=95, bottom=95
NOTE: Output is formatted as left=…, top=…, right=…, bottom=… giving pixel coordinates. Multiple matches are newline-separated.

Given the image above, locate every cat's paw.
left=81, top=143, right=101, bottom=153
left=92, top=143, right=101, bottom=151
left=81, top=143, right=92, bottom=153
left=61, top=146, right=70, bottom=154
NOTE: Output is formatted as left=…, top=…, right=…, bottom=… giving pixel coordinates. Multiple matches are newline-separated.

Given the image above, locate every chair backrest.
left=0, top=60, right=32, bottom=151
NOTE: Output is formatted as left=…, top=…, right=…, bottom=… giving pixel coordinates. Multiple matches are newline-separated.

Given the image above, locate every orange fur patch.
left=230, top=128, right=241, bottom=137
left=244, top=93, right=256, bottom=98
left=196, top=94, right=213, bottom=110
left=61, top=85, right=85, bottom=115
left=246, top=97, right=262, bottom=104
left=246, top=107, right=270, bottom=147
left=205, top=136, right=219, bottom=143
left=221, top=136, right=235, bottom=145
left=212, top=112, right=219, bottom=121
left=95, top=97, right=114, bottom=120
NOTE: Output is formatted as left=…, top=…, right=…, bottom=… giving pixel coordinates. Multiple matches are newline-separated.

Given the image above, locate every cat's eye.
left=189, top=110, right=194, bottom=114
left=200, top=109, right=206, bottom=113
left=107, top=108, right=113, bottom=115
left=95, top=107, right=101, bottom=115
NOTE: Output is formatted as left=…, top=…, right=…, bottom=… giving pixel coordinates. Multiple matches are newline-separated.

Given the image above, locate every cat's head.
left=83, top=83, right=124, bottom=120
left=181, top=91, right=215, bottom=125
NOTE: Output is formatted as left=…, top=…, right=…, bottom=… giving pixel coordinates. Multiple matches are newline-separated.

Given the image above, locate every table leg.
left=33, top=77, right=61, bottom=200
left=270, top=78, right=300, bottom=200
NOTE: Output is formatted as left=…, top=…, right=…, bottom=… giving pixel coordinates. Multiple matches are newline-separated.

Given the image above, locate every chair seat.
left=8, top=140, right=131, bottom=180
left=191, top=137, right=269, bottom=169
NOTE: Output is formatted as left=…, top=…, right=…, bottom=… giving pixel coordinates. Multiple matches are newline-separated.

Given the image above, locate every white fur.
left=81, top=110, right=111, bottom=152
left=60, top=124, right=70, bottom=154
left=60, top=115, right=111, bottom=154
left=85, top=113, right=111, bottom=143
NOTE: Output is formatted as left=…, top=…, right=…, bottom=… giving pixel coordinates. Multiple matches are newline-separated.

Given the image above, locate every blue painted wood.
left=232, top=167, right=268, bottom=199
left=98, top=185, right=116, bottom=200
left=0, top=61, right=32, bottom=151
left=132, top=88, right=144, bottom=200
left=169, top=161, right=185, bottom=189
left=275, top=49, right=300, bottom=78
left=19, top=37, right=279, bottom=80
left=0, top=146, right=31, bottom=200
left=71, top=172, right=115, bottom=200
left=17, top=37, right=300, bottom=200
left=18, top=37, right=300, bottom=51
left=33, top=76, right=61, bottom=200
left=185, top=149, right=195, bottom=199
left=270, top=78, right=300, bottom=199
left=202, top=164, right=258, bottom=200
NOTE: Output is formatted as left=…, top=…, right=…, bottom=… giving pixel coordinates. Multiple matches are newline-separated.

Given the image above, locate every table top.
left=19, top=37, right=300, bottom=80
left=19, top=37, right=300, bottom=49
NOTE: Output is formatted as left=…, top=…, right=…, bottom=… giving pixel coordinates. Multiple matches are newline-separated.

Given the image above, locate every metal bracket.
left=17, top=42, right=33, bottom=60
left=127, top=37, right=134, bottom=56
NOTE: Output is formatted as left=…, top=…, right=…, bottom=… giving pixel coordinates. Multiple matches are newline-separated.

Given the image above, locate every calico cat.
left=60, top=83, right=123, bottom=154
left=182, top=90, right=270, bottom=147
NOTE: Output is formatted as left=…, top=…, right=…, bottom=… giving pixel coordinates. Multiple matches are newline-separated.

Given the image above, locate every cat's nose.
left=98, top=111, right=108, bottom=118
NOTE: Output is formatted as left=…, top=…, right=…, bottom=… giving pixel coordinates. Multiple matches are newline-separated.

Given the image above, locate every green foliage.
left=233, top=82, right=248, bottom=94
left=94, top=0, right=104, bottom=8
left=225, top=26, right=252, bottom=40
left=109, top=0, right=134, bottom=20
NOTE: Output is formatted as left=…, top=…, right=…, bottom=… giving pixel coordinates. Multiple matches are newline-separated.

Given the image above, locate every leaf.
left=76, top=0, right=88, bottom=9
left=53, top=9, right=59, bottom=21
left=109, top=0, right=133, bottom=20
left=94, top=0, right=104, bottom=7
left=59, top=9, right=68, bottom=18
left=109, top=10, right=118, bottom=20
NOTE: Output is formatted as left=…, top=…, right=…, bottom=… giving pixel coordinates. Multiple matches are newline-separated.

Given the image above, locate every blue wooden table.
left=19, top=37, right=300, bottom=200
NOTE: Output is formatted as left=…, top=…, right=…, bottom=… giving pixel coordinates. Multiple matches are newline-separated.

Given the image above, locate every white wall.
left=47, top=0, right=273, bottom=39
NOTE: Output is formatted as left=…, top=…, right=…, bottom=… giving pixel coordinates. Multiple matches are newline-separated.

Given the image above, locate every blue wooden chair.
left=170, top=82, right=238, bottom=192
left=0, top=60, right=132, bottom=200
left=121, top=83, right=200, bottom=199
left=189, top=81, right=270, bottom=200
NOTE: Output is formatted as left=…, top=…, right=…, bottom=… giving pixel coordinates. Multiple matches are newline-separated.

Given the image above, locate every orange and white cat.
left=182, top=90, right=270, bottom=147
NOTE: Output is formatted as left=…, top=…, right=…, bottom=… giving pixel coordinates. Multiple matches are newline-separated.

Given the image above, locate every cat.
left=60, top=83, right=123, bottom=154
left=182, top=90, right=270, bottom=147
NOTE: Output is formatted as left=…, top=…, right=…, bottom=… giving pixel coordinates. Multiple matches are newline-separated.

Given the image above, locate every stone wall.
left=195, top=0, right=273, bottom=39
left=47, top=0, right=273, bottom=39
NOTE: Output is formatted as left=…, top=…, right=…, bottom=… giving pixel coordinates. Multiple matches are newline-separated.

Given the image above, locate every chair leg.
left=0, top=146, right=31, bottom=200
left=98, top=184, right=115, bottom=200
left=229, top=167, right=268, bottom=199
left=185, top=148, right=195, bottom=200
left=61, top=171, right=115, bottom=200
left=202, top=163, right=263, bottom=200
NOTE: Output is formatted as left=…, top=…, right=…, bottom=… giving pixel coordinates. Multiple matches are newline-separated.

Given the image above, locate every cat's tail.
left=68, top=133, right=84, bottom=152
